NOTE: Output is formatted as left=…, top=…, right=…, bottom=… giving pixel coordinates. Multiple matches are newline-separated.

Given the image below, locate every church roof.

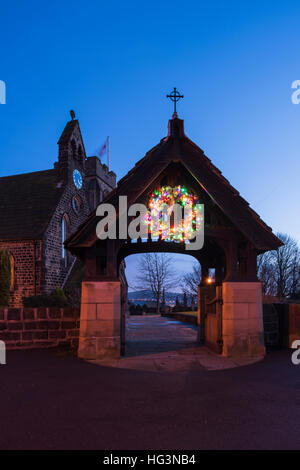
left=0, top=169, right=63, bottom=240
left=66, top=116, right=282, bottom=252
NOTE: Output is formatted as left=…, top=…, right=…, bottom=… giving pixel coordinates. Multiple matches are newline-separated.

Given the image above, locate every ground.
left=96, top=316, right=261, bottom=371
left=0, top=316, right=299, bottom=450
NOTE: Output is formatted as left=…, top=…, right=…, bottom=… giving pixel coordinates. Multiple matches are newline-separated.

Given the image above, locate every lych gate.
left=66, top=113, right=282, bottom=360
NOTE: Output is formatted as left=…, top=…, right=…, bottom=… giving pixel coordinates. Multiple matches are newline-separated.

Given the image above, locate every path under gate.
left=88, top=316, right=262, bottom=372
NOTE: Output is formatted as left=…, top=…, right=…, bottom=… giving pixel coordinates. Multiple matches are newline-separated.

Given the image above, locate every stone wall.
left=85, top=156, right=116, bottom=197
left=0, top=240, right=43, bottom=307
left=41, top=155, right=116, bottom=295
left=222, top=282, right=266, bottom=358
left=78, top=281, right=121, bottom=360
left=42, top=177, right=90, bottom=295
left=0, top=307, right=80, bottom=350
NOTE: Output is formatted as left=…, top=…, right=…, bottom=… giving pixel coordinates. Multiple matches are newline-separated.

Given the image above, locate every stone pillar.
left=222, top=281, right=266, bottom=358
left=78, top=281, right=121, bottom=360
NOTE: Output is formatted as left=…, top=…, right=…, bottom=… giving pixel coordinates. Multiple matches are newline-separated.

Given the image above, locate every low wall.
left=263, top=304, right=280, bottom=347
left=0, top=307, right=80, bottom=350
left=263, top=303, right=300, bottom=349
left=164, top=304, right=300, bottom=350
left=289, top=304, right=300, bottom=345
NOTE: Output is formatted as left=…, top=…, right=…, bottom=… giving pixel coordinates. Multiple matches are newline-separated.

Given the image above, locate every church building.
left=0, top=113, right=116, bottom=307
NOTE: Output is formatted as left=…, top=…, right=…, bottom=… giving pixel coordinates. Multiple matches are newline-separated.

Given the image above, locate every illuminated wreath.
left=146, top=185, right=201, bottom=242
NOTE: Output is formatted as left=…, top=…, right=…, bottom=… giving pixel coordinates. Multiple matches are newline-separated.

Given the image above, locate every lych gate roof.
left=0, top=169, right=63, bottom=240
left=66, top=116, right=282, bottom=252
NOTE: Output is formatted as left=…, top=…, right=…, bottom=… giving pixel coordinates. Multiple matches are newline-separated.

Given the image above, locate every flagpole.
left=107, top=136, right=110, bottom=171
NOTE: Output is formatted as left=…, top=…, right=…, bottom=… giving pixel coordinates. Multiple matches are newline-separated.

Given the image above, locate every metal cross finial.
left=166, top=87, right=184, bottom=115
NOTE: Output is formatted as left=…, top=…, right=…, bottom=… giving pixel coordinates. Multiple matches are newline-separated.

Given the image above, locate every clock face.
left=73, top=169, right=83, bottom=189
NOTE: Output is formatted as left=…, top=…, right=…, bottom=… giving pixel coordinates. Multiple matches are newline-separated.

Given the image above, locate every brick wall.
left=0, top=307, right=80, bottom=350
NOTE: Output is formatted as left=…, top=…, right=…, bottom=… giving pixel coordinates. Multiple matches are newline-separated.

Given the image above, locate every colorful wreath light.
left=145, top=185, right=202, bottom=242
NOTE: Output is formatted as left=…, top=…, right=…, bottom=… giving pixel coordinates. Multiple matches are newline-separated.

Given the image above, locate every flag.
left=98, top=140, right=107, bottom=157
left=98, top=137, right=110, bottom=170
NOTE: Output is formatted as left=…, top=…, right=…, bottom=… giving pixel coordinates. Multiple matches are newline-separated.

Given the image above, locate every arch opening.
left=115, top=235, right=226, bottom=358
left=121, top=252, right=201, bottom=358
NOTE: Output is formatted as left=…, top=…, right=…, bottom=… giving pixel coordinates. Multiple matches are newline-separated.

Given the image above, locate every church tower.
left=56, top=110, right=86, bottom=186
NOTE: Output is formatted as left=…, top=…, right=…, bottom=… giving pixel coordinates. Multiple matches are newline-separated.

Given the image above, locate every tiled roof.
left=0, top=169, right=63, bottom=240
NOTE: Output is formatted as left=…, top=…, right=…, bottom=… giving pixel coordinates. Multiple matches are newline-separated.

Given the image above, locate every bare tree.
left=257, top=233, right=300, bottom=299
left=257, top=251, right=276, bottom=296
left=290, top=252, right=300, bottom=298
left=134, top=253, right=176, bottom=313
left=273, top=233, right=300, bottom=298
left=182, top=262, right=201, bottom=297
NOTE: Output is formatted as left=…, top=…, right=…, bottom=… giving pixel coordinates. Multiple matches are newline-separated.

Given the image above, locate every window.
left=72, top=195, right=82, bottom=215
left=9, top=254, right=14, bottom=290
left=61, top=215, right=69, bottom=265
left=77, top=145, right=83, bottom=162
left=71, top=139, right=77, bottom=159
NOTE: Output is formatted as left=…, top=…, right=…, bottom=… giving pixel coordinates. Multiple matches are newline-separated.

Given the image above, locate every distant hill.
left=128, top=290, right=187, bottom=306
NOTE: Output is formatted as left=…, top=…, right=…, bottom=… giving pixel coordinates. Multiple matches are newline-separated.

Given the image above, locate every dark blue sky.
left=1, top=1, right=300, bottom=290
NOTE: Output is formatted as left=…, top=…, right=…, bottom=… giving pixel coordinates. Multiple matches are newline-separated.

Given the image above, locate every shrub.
left=52, top=287, right=67, bottom=302
left=129, top=303, right=143, bottom=315
left=64, top=285, right=81, bottom=309
left=23, top=287, right=68, bottom=307
left=129, top=303, right=136, bottom=315
left=0, top=250, right=11, bottom=307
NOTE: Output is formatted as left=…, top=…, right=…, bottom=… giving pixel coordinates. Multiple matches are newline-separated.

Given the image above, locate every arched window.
left=71, top=139, right=77, bottom=159
left=9, top=254, right=14, bottom=291
left=77, top=144, right=83, bottom=162
left=72, top=195, right=82, bottom=215
left=61, top=214, right=69, bottom=266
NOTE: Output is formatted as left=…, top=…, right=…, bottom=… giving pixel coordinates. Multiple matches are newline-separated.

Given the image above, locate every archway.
left=122, top=251, right=200, bottom=357
left=65, top=114, right=281, bottom=360
left=117, top=237, right=227, bottom=356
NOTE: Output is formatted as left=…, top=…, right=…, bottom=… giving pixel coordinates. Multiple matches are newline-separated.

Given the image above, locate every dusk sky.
left=1, top=0, right=300, bottom=290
